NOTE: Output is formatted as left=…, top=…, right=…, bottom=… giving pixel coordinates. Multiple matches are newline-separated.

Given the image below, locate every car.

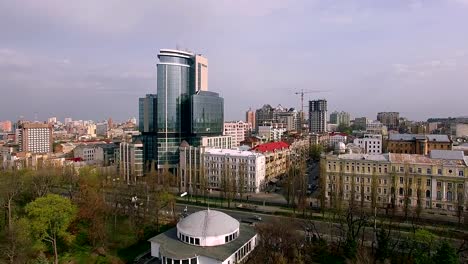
left=252, top=215, right=262, bottom=221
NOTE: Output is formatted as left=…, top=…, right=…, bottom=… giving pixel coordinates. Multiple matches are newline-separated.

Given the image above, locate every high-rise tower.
left=309, top=99, right=327, bottom=133
left=155, top=49, right=223, bottom=170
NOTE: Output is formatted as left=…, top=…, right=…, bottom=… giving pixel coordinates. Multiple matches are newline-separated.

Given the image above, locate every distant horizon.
left=1, top=1, right=468, bottom=123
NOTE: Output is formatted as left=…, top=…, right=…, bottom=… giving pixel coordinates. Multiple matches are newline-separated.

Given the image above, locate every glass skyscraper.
left=139, top=94, right=158, bottom=169
left=155, top=49, right=223, bottom=170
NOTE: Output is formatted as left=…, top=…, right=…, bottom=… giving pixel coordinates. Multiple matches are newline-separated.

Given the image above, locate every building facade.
left=322, top=151, right=468, bottom=212
left=387, top=134, right=452, bottom=155
left=257, top=124, right=287, bottom=142
left=377, top=112, right=400, bottom=130
left=246, top=108, right=256, bottom=131
left=255, top=104, right=274, bottom=132
left=309, top=100, right=327, bottom=133
left=155, top=49, right=223, bottom=170
left=251, top=141, right=290, bottom=180
left=223, top=121, right=252, bottom=147
left=118, top=140, right=144, bottom=184
left=149, top=210, right=257, bottom=264
left=353, top=134, right=382, bottom=154
left=16, top=123, right=53, bottom=154
left=330, top=111, right=351, bottom=126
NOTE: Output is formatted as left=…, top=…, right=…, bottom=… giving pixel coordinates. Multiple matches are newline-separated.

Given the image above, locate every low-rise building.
left=329, top=132, right=348, bottom=147
left=251, top=141, right=290, bottom=180
left=203, top=148, right=265, bottom=193
left=322, top=150, right=468, bottom=212
left=223, top=121, right=252, bottom=147
left=258, top=123, right=287, bottom=142
left=387, top=134, right=452, bottom=154
left=149, top=209, right=257, bottom=264
left=353, top=134, right=382, bottom=154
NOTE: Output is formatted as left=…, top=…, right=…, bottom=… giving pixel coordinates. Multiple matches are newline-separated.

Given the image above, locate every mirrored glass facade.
left=191, top=91, right=224, bottom=136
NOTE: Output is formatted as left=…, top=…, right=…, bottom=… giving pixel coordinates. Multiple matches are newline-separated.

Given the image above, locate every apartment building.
left=353, top=134, right=382, bottom=154
left=251, top=141, right=290, bottom=180
left=387, top=134, right=452, bottom=154
left=322, top=150, right=468, bottom=212
left=223, top=121, right=252, bottom=147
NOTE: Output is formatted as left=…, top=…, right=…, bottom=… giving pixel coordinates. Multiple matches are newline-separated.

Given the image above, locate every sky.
left=0, top=0, right=467, bottom=123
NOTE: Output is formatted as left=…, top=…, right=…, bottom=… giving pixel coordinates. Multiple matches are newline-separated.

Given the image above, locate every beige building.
left=387, top=134, right=452, bottom=155
left=246, top=108, right=256, bottom=131
left=16, top=122, right=53, bottom=154
left=322, top=150, right=468, bottom=212
left=251, top=141, right=290, bottom=180
left=223, top=121, right=252, bottom=147
left=194, top=54, right=208, bottom=92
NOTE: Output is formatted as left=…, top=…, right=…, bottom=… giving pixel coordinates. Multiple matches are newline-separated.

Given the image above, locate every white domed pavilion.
left=149, top=209, right=257, bottom=264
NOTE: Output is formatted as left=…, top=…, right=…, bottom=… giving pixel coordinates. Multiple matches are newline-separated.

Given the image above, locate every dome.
left=177, top=210, right=240, bottom=247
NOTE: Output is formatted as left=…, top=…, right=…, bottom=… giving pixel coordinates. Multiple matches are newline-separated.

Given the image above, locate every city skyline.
left=1, top=0, right=468, bottom=122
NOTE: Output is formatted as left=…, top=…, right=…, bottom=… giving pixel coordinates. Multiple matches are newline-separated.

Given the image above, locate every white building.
left=201, top=135, right=233, bottom=149
left=223, top=121, right=252, bottom=147
left=149, top=209, right=258, bottom=264
left=329, top=132, right=348, bottom=147
left=203, top=148, right=266, bottom=193
left=257, top=124, right=287, bottom=142
left=353, top=134, right=382, bottom=154
left=73, top=144, right=104, bottom=164
left=366, top=120, right=388, bottom=135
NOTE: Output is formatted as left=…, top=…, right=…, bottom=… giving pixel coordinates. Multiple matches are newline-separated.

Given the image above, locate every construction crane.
left=294, top=89, right=327, bottom=132
left=294, top=89, right=327, bottom=114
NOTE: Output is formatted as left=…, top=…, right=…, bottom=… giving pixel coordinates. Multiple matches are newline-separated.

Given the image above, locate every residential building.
left=96, top=122, right=108, bottom=137
left=118, top=139, right=144, bottom=184
left=353, top=117, right=369, bottom=131
left=387, top=134, right=452, bottom=154
left=309, top=100, right=327, bottom=133
left=330, top=111, right=351, bottom=126
left=239, top=136, right=262, bottom=148
left=258, top=123, right=287, bottom=142
left=322, top=150, right=468, bottom=212
left=201, top=135, right=232, bottom=149
left=223, top=121, right=252, bottom=147
left=377, top=112, right=400, bottom=130
left=246, top=108, right=256, bottom=131
left=149, top=209, right=258, bottom=264
left=47, top=117, right=57, bottom=124
left=0, top=120, right=12, bottom=132
left=16, top=122, right=53, bottom=154
left=275, top=108, right=301, bottom=131
left=329, top=132, right=348, bottom=147
left=451, top=123, right=468, bottom=138
left=366, top=120, right=388, bottom=135
left=202, top=148, right=266, bottom=193
left=251, top=141, right=290, bottom=180
left=255, top=104, right=274, bottom=132
left=353, top=134, right=382, bottom=154
left=73, top=143, right=117, bottom=166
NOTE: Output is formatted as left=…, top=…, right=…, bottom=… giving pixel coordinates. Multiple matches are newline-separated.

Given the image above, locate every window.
left=437, top=191, right=442, bottom=200
left=400, top=167, right=404, bottom=172
left=426, top=190, right=430, bottom=198
left=427, top=168, right=432, bottom=174
left=438, top=169, right=442, bottom=175
left=427, top=179, right=431, bottom=186
left=460, top=171, right=464, bottom=177
left=417, top=168, right=422, bottom=173
left=399, top=188, right=403, bottom=195
left=408, top=189, right=412, bottom=196
left=447, top=191, right=453, bottom=201
left=458, top=184, right=464, bottom=189
left=417, top=178, right=421, bottom=186
left=409, top=178, right=412, bottom=185
left=448, top=183, right=452, bottom=189
left=225, top=236, right=228, bottom=243
left=400, top=177, right=403, bottom=184
left=195, top=238, right=200, bottom=245
left=190, top=237, right=194, bottom=244
left=409, top=167, right=413, bottom=173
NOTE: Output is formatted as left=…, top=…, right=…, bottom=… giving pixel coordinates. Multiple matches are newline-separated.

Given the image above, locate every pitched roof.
left=251, top=141, right=289, bottom=153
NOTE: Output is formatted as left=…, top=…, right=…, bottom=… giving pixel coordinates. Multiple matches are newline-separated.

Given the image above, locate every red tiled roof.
left=251, top=141, right=289, bottom=153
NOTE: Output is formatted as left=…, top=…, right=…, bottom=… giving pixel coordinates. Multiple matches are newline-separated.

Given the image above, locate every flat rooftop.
left=148, top=223, right=256, bottom=260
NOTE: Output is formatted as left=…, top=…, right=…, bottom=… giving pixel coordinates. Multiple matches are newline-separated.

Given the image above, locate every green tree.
left=309, top=144, right=323, bottom=161
left=25, top=194, right=77, bottom=264
left=434, top=241, right=458, bottom=264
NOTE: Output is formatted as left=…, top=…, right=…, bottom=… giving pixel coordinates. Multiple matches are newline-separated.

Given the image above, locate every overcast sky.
left=1, top=0, right=467, bottom=123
